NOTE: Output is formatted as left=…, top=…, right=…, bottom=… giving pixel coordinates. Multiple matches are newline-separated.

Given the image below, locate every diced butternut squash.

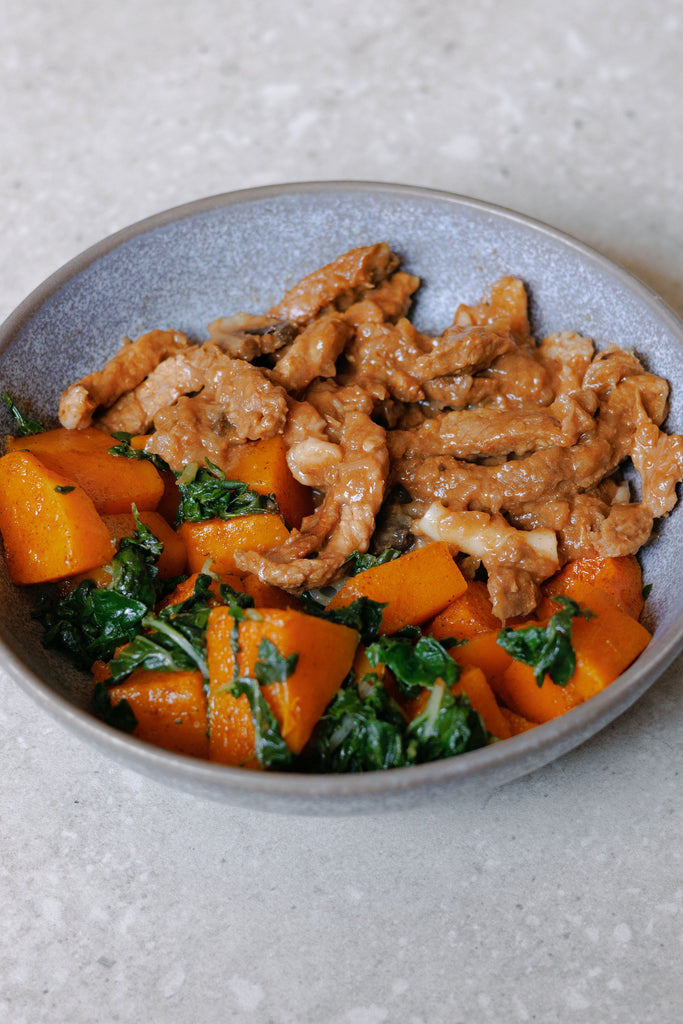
left=429, top=579, right=501, bottom=641
left=327, top=542, right=468, bottom=635
left=157, top=568, right=302, bottom=614
left=540, top=555, right=645, bottom=621
left=399, top=664, right=511, bottom=740
left=499, top=707, right=538, bottom=736
left=0, top=451, right=115, bottom=584
left=494, top=593, right=651, bottom=723
left=206, top=607, right=358, bottom=762
left=450, top=630, right=514, bottom=681
left=240, top=575, right=303, bottom=611
left=155, top=573, right=227, bottom=610
left=178, top=513, right=290, bottom=576
left=228, top=435, right=315, bottom=529
left=493, top=659, right=582, bottom=724
left=451, top=665, right=512, bottom=740
left=108, top=668, right=209, bottom=758
left=102, top=510, right=187, bottom=578
left=567, top=590, right=651, bottom=702
left=7, top=427, right=164, bottom=514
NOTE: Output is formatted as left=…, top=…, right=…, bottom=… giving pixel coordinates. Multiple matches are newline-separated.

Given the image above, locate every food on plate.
left=1, top=243, right=682, bottom=772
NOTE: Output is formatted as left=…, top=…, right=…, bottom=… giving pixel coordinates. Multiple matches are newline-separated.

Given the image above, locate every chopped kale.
left=406, top=684, right=488, bottom=763
left=33, top=508, right=168, bottom=668
left=228, top=674, right=293, bottom=768
left=2, top=391, right=45, bottom=435
left=301, top=593, right=387, bottom=645
left=344, top=548, right=403, bottom=577
left=174, top=460, right=277, bottom=525
left=92, top=681, right=137, bottom=733
left=107, top=431, right=172, bottom=473
left=307, top=675, right=407, bottom=772
left=254, top=637, right=299, bottom=686
left=106, top=574, right=219, bottom=684
left=365, top=633, right=459, bottom=699
left=496, top=595, right=594, bottom=687
left=33, top=584, right=149, bottom=669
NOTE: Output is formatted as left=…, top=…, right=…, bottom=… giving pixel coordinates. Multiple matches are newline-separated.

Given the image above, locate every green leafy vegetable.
left=106, top=574, right=219, bottom=684
left=406, top=683, right=487, bottom=763
left=2, top=392, right=45, bottom=435
left=344, top=548, right=403, bottom=577
left=254, top=637, right=299, bottom=686
left=301, top=593, right=387, bottom=645
left=92, top=681, right=137, bottom=733
left=54, top=485, right=75, bottom=494
left=228, top=675, right=293, bottom=768
left=365, top=633, right=459, bottom=699
left=496, top=595, right=594, bottom=687
left=107, top=431, right=171, bottom=473
left=307, top=675, right=407, bottom=772
left=34, top=584, right=149, bottom=669
left=215, top=631, right=295, bottom=769
left=33, top=508, right=167, bottom=668
left=174, top=460, right=276, bottom=525
left=642, top=583, right=653, bottom=600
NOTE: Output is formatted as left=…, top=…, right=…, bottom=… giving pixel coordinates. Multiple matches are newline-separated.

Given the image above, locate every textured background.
left=1, top=2, right=682, bottom=1022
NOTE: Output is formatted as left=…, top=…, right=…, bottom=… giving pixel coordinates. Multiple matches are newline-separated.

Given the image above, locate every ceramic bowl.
left=1, top=181, right=682, bottom=814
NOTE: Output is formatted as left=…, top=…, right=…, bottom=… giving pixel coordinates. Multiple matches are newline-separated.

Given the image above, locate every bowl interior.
left=1, top=182, right=682, bottom=811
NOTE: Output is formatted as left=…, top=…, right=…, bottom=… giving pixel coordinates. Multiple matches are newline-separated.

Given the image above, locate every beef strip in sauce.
left=59, top=248, right=683, bottom=619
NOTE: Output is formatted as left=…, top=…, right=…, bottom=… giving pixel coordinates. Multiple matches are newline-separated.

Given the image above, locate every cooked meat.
left=145, top=394, right=243, bottom=472
left=235, top=412, right=389, bottom=591
left=58, top=329, right=189, bottom=429
left=206, top=314, right=297, bottom=361
left=140, top=346, right=288, bottom=472
left=56, top=247, right=683, bottom=623
left=343, top=271, right=420, bottom=326
left=452, top=276, right=531, bottom=339
left=538, top=331, right=594, bottom=394
left=304, top=380, right=375, bottom=442
left=415, top=502, right=559, bottom=620
left=387, top=396, right=596, bottom=462
left=343, top=318, right=513, bottom=404
left=270, top=313, right=353, bottom=392
left=268, top=243, right=400, bottom=325
left=509, top=492, right=655, bottom=564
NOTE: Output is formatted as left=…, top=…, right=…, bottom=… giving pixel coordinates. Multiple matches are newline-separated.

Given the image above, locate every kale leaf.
left=2, top=391, right=45, bottom=435
left=254, top=637, right=299, bottom=686
left=300, top=593, right=387, bottom=645
left=344, top=548, right=403, bottom=577
left=228, top=674, right=293, bottom=768
left=106, top=573, right=220, bottom=684
left=107, top=431, right=172, bottom=473
left=174, top=460, right=276, bottom=525
left=92, top=681, right=137, bottom=733
left=406, top=684, right=488, bottom=763
left=496, top=595, right=594, bottom=687
left=306, top=675, right=407, bottom=772
left=33, top=508, right=167, bottom=668
left=33, top=584, right=149, bottom=669
left=365, top=633, right=459, bottom=699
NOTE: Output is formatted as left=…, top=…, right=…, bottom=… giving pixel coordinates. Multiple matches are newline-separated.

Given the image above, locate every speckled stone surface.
left=1, top=2, right=682, bottom=1022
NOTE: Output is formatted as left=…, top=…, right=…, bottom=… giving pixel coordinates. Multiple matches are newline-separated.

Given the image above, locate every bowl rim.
left=2, top=178, right=683, bottom=806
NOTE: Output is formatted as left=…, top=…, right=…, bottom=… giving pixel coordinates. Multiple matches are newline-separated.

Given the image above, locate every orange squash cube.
left=327, top=542, right=467, bottom=635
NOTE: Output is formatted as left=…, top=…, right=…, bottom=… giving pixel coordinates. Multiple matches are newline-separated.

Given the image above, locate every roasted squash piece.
left=7, top=426, right=164, bottom=514
left=327, top=543, right=467, bottom=635
left=206, top=607, right=358, bottom=762
left=0, top=451, right=115, bottom=584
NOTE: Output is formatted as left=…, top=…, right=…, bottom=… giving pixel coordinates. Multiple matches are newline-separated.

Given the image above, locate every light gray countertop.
left=1, top=2, right=681, bottom=1022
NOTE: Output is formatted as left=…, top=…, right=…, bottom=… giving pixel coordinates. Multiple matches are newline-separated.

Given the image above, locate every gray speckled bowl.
left=1, top=181, right=682, bottom=814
